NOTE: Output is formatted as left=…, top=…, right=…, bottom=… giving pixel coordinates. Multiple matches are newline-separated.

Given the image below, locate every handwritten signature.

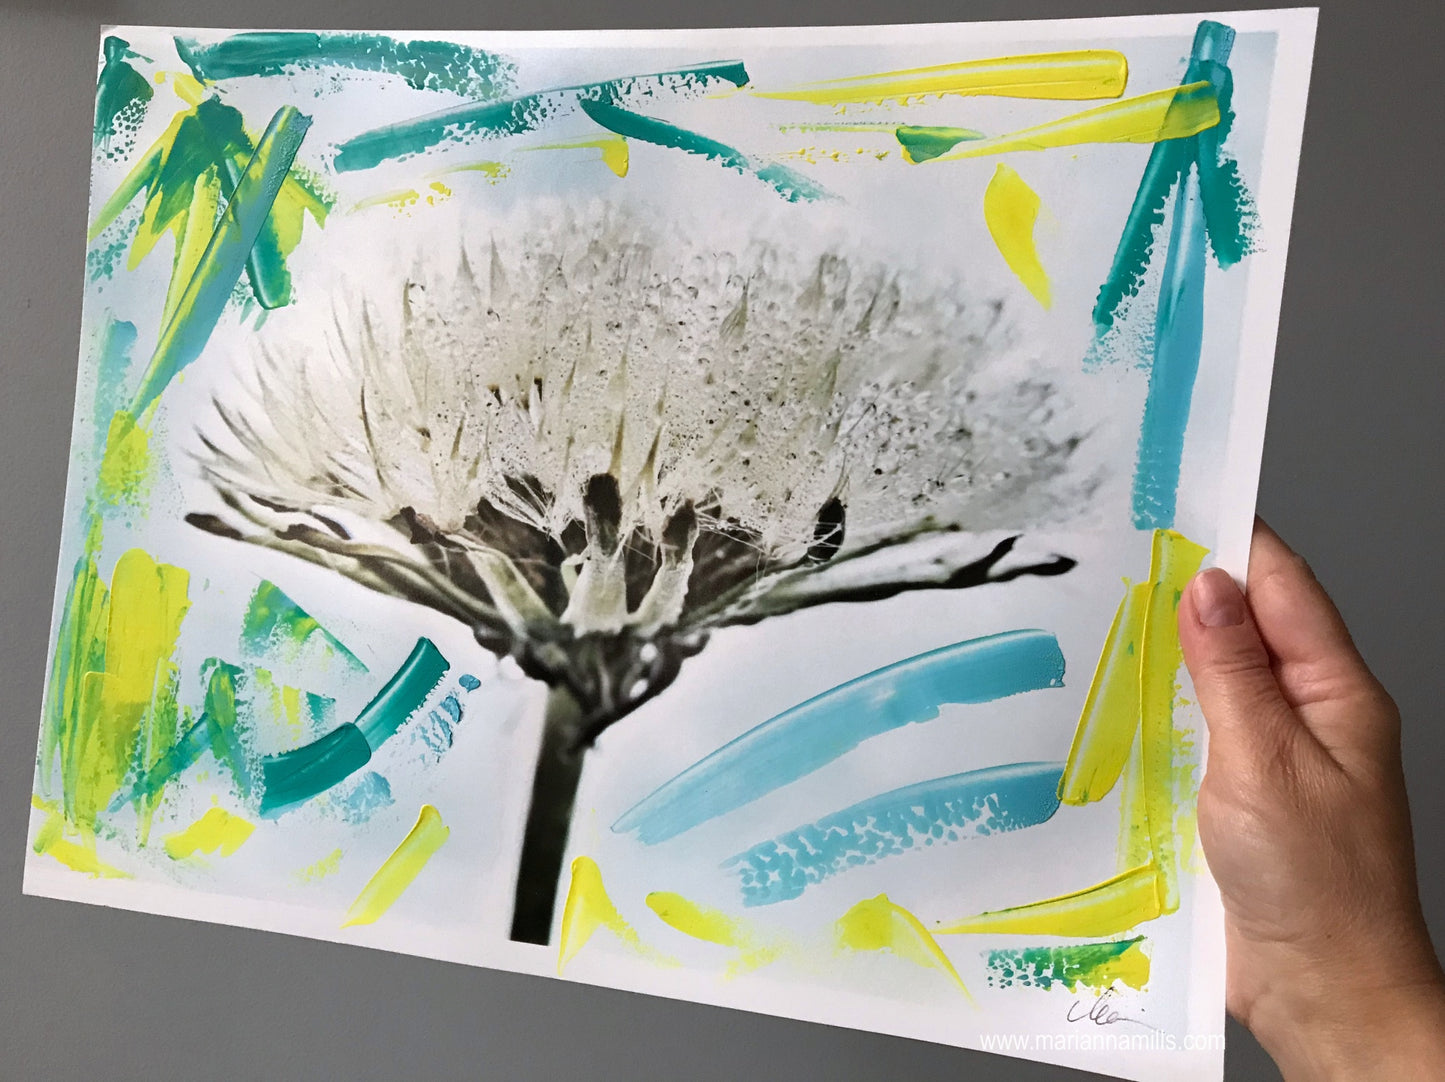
left=1065, top=988, right=1157, bottom=1030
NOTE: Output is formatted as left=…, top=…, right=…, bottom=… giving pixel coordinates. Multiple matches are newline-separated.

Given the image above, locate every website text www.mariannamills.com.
left=980, top=1031, right=1227, bottom=1053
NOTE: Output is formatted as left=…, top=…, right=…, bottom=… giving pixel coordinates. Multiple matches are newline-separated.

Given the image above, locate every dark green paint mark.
left=260, top=724, right=372, bottom=817
left=579, top=94, right=829, bottom=203
left=176, top=32, right=515, bottom=100
left=332, top=60, right=749, bottom=173
left=985, top=937, right=1150, bottom=991
left=894, top=125, right=986, bottom=163
left=95, top=36, right=152, bottom=150
left=1090, top=21, right=1254, bottom=347
left=353, top=638, right=449, bottom=748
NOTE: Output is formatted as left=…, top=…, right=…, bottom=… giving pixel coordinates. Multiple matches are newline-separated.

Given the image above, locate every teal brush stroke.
left=613, top=629, right=1065, bottom=844
left=726, top=761, right=1064, bottom=905
left=259, top=638, right=448, bottom=816
left=174, top=32, right=515, bottom=100
left=95, top=35, right=152, bottom=147
left=260, top=726, right=372, bottom=816
left=109, top=660, right=254, bottom=812
left=130, top=105, right=311, bottom=413
left=352, top=638, right=449, bottom=747
left=1090, top=20, right=1244, bottom=344
left=579, top=94, right=830, bottom=203
left=986, top=936, right=1146, bottom=990
left=894, top=125, right=987, bottom=163
left=1086, top=19, right=1255, bottom=530
left=91, top=316, right=137, bottom=453
left=332, top=60, right=749, bottom=173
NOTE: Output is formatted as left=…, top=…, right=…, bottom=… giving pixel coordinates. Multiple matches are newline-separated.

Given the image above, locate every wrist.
left=1248, top=956, right=1445, bottom=1080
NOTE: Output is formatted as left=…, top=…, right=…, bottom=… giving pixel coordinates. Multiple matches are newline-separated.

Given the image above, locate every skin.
left=1180, top=519, right=1445, bottom=1080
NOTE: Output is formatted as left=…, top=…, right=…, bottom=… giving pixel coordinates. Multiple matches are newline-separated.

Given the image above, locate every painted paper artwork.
left=27, top=11, right=1316, bottom=1080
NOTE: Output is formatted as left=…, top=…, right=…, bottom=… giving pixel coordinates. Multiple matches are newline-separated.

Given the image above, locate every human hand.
left=1179, top=519, right=1445, bottom=1080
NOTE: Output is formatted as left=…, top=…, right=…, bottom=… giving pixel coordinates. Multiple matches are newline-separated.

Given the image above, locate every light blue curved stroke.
left=613, top=629, right=1066, bottom=845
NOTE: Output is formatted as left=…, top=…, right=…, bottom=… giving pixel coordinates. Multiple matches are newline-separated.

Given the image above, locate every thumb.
left=1178, top=567, right=1304, bottom=766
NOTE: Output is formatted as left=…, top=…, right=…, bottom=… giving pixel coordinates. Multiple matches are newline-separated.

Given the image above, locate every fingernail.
left=1192, top=568, right=1246, bottom=627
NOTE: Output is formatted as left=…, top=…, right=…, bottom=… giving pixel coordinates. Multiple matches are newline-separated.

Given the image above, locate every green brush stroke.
left=985, top=937, right=1149, bottom=991
left=258, top=638, right=448, bottom=816
left=332, top=60, right=749, bottom=173
left=241, top=580, right=365, bottom=672
left=94, top=35, right=152, bottom=149
left=1090, top=21, right=1252, bottom=345
left=579, top=93, right=829, bottom=203
left=175, top=32, right=515, bottom=100
left=894, top=125, right=987, bottom=163
left=109, top=659, right=255, bottom=812
left=39, top=521, right=108, bottom=812
left=131, top=105, right=311, bottom=413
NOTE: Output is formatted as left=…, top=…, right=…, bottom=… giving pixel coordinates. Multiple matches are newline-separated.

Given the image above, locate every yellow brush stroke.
left=1138, top=529, right=1208, bottom=910
left=936, top=529, right=1208, bottom=937
left=163, top=807, right=254, bottom=859
left=557, top=856, right=666, bottom=973
left=983, top=164, right=1051, bottom=308
left=350, top=188, right=421, bottom=212
left=1117, top=726, right=1152, bottom=872
left=524, top=134, right=629, bottom=178
left=95, top=410, right=152, bottom=506
left=425, top=180, right=452, bottom=206
left=646, top=891, right=779, bottom=973
left=1058, top=581, right=1150, bottom=804
left=69, top=549, right=189, bottom=831
left=295, top=847, right=344, bottom=883
left=341, top=804, right=449, bottom=928
left=837, top=894, right=972, bottom=1000
left=31, top=810, right=129, bottom=878
left=1097, top=938, right=1153, bottom=991
left=429, top=159, right=512, bottom=184
left=754, top=50, right=1127, bottom=105
left=913, top=82, right=1218, bottom=163
left=936, top=864, right=1166, bottom=937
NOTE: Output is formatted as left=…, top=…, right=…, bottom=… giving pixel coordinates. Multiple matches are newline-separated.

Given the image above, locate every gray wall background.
left=1, top=1, right=1440, bottom=1079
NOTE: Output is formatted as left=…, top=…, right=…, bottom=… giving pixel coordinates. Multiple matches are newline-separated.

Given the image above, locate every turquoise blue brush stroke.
left=579, top=93, right=830, bottom=203
left=258, top=637, right=449, bottom=816
left=91, top=316, right=138, bottom=456
left=1133, top=163, right=1208, bottom=529
left=725, top=761, right=1064, bottom=905
left=332, top=60, right=749, bottom=173
left=613, top=629, right=1065, bottom=844
left=130, top=105, right=311, bottom=413
left=1089, top=20, right=1237, bottom=345
left=174, top=32, right=515, bottom=100
left=335, top=771, right=395, bottom=823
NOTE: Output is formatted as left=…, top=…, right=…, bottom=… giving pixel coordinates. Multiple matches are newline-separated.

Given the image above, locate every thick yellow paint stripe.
left=913, top=82, right=1218, bottom=163
left=341, top=804, right=449, bottom=928
left=754, top=50, right=1127, bottom=105
left=983, top=163, right=1052, bottom=309
left=1058, top=581, right=1150, bottom=804
left=935, top=863, right=1166, bottom=937
left=1138, top=529, right=1208, bottom=911
left=647, top=891, right=779, bottom=972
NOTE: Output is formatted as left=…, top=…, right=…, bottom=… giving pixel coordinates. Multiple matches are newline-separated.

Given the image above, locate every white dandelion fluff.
left=190, top=201, right=1090, bottom=943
